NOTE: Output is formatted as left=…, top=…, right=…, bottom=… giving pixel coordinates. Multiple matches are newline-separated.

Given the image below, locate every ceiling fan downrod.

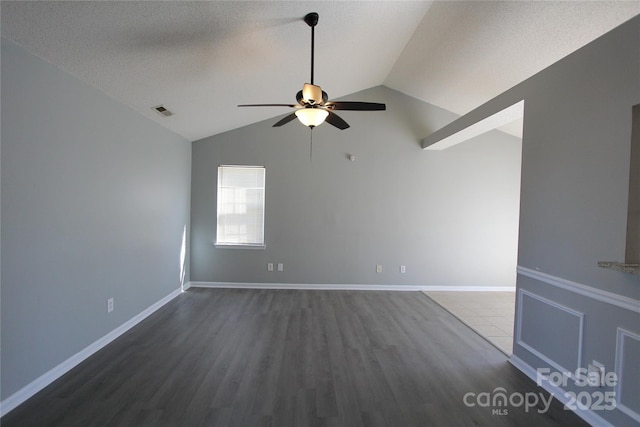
left=304, top=12, right=319, bottom=85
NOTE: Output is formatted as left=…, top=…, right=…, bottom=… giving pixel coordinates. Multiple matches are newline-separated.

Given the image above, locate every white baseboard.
left=509, top=355, right=614, bottom=427
left=0, top=287, right=184, bottom=418
left=421, top=285, right=515, bottom=292
left=187, top=281, right=515, bottom=292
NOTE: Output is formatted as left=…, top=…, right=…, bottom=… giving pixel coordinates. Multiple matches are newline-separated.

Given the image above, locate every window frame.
left=214, top=165, right=266, bottom=250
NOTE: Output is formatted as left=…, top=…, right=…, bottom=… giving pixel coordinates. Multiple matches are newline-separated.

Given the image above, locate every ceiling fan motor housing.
left=302, top=83, right=323, bottom=105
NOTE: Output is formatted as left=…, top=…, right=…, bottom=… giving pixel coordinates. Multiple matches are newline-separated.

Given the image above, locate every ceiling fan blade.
left=325, top=111, right=350, bottom=130
left=238, top=104, right=297, bottom=108
left=325, top=101, right=386, bottom=111
left=273, top=112, right=298, bottom=127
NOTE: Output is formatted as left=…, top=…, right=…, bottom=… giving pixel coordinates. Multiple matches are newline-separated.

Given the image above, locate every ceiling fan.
left=238, top=12, right=386, bottom=130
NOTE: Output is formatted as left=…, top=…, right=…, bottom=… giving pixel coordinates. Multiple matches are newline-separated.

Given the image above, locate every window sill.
left=214, top=243, right=266, bottom=250
left=597, top=261, right=640, bottom=276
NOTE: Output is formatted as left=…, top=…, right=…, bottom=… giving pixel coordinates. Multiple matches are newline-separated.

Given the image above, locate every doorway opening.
left=423, top=100, right=524, bottom=355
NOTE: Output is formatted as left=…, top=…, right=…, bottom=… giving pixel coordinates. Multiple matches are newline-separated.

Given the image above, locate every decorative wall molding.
left=517, top=266, right=640, bottom=313
left=187, top=281, right=515, bottom=292
left=515, top=267, right=640, bottom=426
left=615, top=328, right=640, bottom=422
left=516, top=289, right=584, bottom=374
left=509, top=355, right=614, bottom=427
left=0, top=287, right=184, bottom=418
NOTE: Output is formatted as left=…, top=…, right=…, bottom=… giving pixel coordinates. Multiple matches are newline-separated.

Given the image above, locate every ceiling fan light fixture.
left=295, top=107, right=328, bottom=127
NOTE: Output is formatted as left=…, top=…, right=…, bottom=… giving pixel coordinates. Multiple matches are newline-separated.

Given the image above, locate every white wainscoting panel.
left=516, top=289, right=584, bottom=375
left=615, top=328, right=640, bottom=422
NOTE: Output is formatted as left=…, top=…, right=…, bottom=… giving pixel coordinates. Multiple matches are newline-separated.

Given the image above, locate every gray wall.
left=1, top=38, right=192, bottom=399
left=191, top=86, right=522, bottom=287
left=438, top=15, right=639, bottom=426
left=516, top=17, right=639, bottom=426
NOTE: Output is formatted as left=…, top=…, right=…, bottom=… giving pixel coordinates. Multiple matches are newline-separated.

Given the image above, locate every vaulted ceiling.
left=2, top=1, right=639, bottom=142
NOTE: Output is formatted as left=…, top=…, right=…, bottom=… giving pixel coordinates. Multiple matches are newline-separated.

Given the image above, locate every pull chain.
left=309, top=127, right=314, bottom=162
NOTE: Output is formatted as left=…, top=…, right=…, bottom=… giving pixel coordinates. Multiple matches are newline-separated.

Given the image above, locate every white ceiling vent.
left=152, top=105, right=173, bottom=117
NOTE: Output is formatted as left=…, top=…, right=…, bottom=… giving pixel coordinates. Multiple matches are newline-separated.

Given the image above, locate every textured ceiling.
left=385, top=0, right=640, bottom=117
left=2, top=1, right=639, bottom=142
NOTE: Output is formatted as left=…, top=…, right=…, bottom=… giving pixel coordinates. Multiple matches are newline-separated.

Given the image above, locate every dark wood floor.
left=2, top=288, right=588, bottom=427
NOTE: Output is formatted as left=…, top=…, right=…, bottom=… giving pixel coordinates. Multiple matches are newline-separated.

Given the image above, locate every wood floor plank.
left=2, top=288, right=590, bottom=427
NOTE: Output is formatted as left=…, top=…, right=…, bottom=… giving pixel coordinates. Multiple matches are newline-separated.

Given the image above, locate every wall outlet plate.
left=587, top=361, right=605, bottom=387
left=376, top=265, right=383, bottom=273
left=107, top=298, right=114, bottom=313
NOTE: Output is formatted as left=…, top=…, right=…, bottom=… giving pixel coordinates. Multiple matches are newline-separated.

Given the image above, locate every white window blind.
left=216, top=165, right=265, bottom=247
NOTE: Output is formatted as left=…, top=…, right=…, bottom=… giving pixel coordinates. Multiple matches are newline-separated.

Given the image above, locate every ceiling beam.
left=422, top=100, right=524, bottom=150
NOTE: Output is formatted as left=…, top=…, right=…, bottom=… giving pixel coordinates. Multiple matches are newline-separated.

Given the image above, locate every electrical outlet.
left=376, top=265, right=383, bottom=273
left=400, top=265, right=406, bottom=274
left=267, top=263, right=274, bottom=271
left=107, top=298, right=114, bottom=313
left=277, top=263, right=284, bottom=272
left=588, top=361, right=605, bottom=387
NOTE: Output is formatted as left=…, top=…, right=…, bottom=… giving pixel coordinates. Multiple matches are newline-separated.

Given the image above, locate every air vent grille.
left=152, top=105, right=173, bottom=117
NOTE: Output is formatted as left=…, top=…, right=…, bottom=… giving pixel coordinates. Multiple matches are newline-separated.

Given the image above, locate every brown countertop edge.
left=598, top=261, right=640, bottom=276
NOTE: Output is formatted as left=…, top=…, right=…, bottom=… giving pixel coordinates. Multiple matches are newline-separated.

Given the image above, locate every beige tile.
left=470, top=308, right=505, bottom=317
left=484, top=316, right=510, bottom=324
left=489, top=336, right=514, bottom=354
left=423, top=290, right=515, bottom=354
left=493, top=322, right=515, bottom=335
left=444, top=307, right=477, bottom=316
left=472, top=324, right=508, bottom=337
left=457, top=315, right=493, bottom=326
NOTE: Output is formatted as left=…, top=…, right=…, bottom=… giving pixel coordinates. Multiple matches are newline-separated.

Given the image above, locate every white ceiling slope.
left=2, top=1, right=639, bottom=142
left=385, top=1, right=640, bottom=119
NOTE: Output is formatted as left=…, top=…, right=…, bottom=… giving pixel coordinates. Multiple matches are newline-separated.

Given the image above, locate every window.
left=216, top=165, right=265, bottom=248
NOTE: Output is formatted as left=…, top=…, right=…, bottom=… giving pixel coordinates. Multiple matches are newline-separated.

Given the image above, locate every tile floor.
left=424, top=291, right=516, bottom=355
